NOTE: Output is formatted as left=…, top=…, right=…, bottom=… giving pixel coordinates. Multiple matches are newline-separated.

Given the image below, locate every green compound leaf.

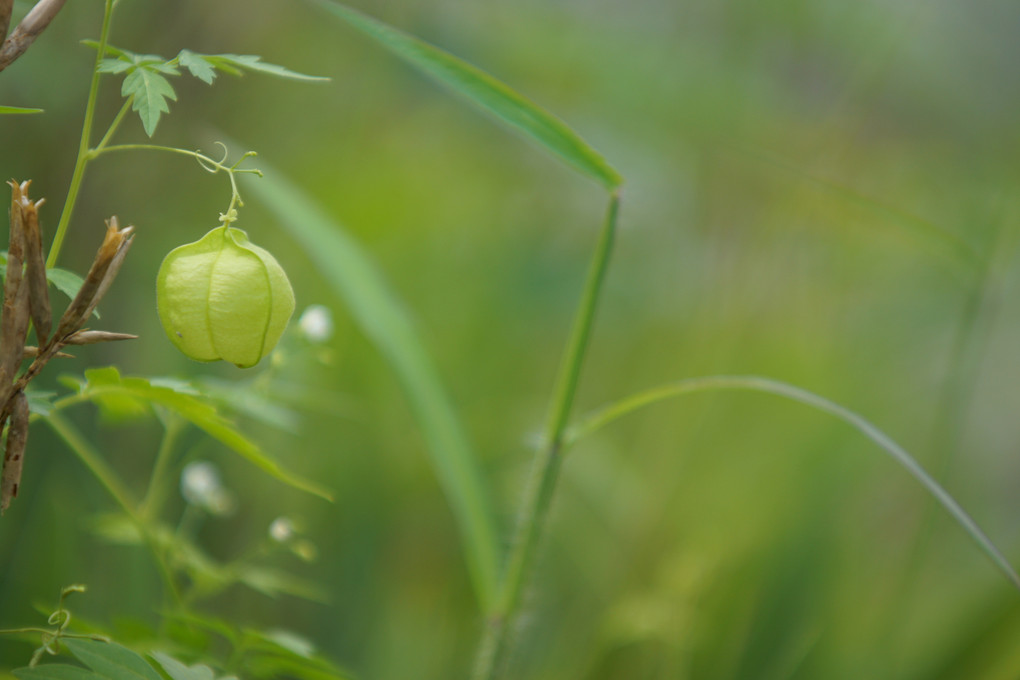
left=244, top=164, right=500, bottom=613
left=97, top=58, right=134, bottom=74
left=78, top=367, right=333, bottom=501
left=149, top=652, right=228, bottom=680
left=13, top=665, right=104, bottom=680
left=0, top=105, right=43, bottom=114
left=177, top=50, right=217, bottom=84
left=183, top=52, right=329, bottom=83
left=121, top=67, right=177, bottom=137
left=309, top=0, right=622, bottom=190
left=61, top=638, right=162, bottom=680
left=88, top=41, right=324, bottom=135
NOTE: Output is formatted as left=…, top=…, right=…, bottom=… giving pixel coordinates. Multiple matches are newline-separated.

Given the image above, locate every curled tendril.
left=184, top=144, right=262, bottom=229
left=195, top=152, right=219, bottom=174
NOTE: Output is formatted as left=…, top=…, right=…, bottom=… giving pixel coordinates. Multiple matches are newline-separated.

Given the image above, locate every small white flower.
left=269, top=516, right=295, bottom=542
left=181, top=461, right=221, bottom=505
left=298, top=304, right=333, bottom=343
left=180, top=461, right=235, bottom=515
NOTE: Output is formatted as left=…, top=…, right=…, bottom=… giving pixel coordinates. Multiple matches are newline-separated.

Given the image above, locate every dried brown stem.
left=0, top=0, right=13, bottom=42
left=0, top=182, right=137, bottom=515
left=0, top=0, right=69, bottom=73
left=1, top=391, right=28, bottom=514
left=0, top=182, right=31, bottom=403
left=23, top=346, right=73, bottom=359
left=21, top=193, right=51, bottom=345
left=53, top=217, right=134, bottom=340
left=65, top=330, right=138, bottom=345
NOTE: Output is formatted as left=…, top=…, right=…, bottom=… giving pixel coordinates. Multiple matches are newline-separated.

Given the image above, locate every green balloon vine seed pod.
left=157, top=226, right=295, bottom=368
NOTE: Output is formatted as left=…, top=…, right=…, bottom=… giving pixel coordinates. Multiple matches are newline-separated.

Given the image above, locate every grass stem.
left=473, top=192, right=620, bottom=680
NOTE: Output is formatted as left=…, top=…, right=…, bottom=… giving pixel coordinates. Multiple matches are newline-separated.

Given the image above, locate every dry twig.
left=0, top=0, right=69, bottom=73
left=0, top=180, right=137, bottom=514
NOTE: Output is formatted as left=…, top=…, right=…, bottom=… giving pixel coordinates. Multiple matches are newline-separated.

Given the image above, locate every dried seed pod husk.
left=21, top=192, right=51, bottom=344
left=22, top=346, right=73, bottom=359
left=1, top=390, right=29, bottom=514
left=54, top=217, right=134, bottom=340
left=64, top=330, right=138, bottom=345
left=0, top=182, right=31, bottom=393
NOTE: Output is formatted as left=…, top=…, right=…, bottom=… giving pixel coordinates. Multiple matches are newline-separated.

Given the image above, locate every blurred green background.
left=2, top=0, right=1020, bottom=677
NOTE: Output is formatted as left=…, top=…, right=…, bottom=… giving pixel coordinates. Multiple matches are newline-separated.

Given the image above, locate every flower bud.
left=157, top=226, right=295, bottom=368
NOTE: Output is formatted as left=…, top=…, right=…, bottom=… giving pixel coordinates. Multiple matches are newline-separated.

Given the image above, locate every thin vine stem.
left=140, top=413, right=185, bottom=521
left=43, top=412, right=184, bottom=608
left=472, top=192, right=620, bottom=680
left=91, top=143, right=261, bottom=225
left=47, top=0, right=115, bottom=269
left=92, top=95, right=134, bottom=155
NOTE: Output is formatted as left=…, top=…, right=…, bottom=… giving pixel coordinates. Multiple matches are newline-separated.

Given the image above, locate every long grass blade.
left=243, top=165, right=501, bottom=611
left=566, top=375, right=1020, bottom=592
left=307, top=0, right=622, bottom=190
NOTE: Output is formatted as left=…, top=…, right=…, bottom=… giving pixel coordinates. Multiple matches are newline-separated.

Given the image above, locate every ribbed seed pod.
left=157, top=226, right=295, bottom=368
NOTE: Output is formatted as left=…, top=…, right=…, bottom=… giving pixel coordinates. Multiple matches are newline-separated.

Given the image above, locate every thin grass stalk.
left=473, top=192, right=620, bottom=680
left=566, top=375, right=1020, bottom=591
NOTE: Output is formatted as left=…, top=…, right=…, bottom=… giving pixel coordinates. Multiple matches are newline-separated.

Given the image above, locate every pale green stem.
left=565, top=375, right=1020, bottom=592
left=473, top=192, right=620, bottom=680
left=90, top=144, right=257, bottom=224
left=91, top=96, right=134, bottom=155
left=140, top=415, right=185, bottom=521
left=47, top=0, right=116, bottom=269
left=43, top=412, right=183, bottom=607
left=44, top=412, right=135, bottom=512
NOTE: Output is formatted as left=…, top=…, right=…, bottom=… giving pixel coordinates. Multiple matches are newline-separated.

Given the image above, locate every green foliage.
left=244, top=164, right=500, bottom=610
left=148, top=653, right=232, bottom=680
left=13, top=666, right=103, bottom=680
left=0, top=106, right=43, bottom=115
left=148, top=653, right=221, bottom=680
left=87, top=42, right=326, bottom=136
left=176, top=51, right=329, bottom=84
left=70, top=367, right=332, bottom=501
left=58, top=640, right=161, bottom=680
left=120, top=68, right=177, bottom=138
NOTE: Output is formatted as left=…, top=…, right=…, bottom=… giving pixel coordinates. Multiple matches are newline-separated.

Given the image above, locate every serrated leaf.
left=177, top=50, right=217, bottom=84
left=148, top=653, right=216, bottom=680
left=79, top=368, right=332, bottom=501
left=245, top=629, right=316, bottom=658
left=122, top=67, right=177, bottom=137
left=147, top=61, right=180, bottom=76
left=62, top=639, right=162, bottom=680
left=309, top=0, right=621, bottom=189
left=98, top=58, right=134, bottom=74
left=201, top=54, right=328, bottom=82
left=0, top=105, right=43, bottom=114
left=234, top=565, right=329, bottom=602
left=26, top=390, right=56, bottom=416
left=194, top=377, right=300, bottom=432
left=12, top=665, right=103, bottom=680
left=242, top=654, right=352, bottom=680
